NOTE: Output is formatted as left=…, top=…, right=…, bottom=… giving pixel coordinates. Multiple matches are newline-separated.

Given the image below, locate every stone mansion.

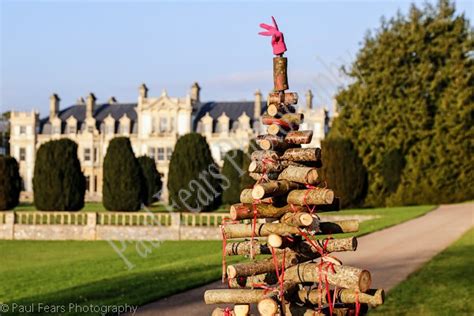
left=9, top=83, right=331, bottom=201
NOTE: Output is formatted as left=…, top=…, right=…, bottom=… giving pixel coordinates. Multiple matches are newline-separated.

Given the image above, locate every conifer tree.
left=0, top=156, right=21, bottom=210
left=222, top=150, right=245, bottom=205
left=138, top=155, right=162, bottom=206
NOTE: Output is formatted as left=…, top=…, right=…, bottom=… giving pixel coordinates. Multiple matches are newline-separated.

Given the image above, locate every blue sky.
left=1, top=0, right=472, bottom=116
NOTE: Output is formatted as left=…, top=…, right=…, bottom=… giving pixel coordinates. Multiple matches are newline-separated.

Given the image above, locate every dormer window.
left=87, top=125, right=94, bottom=133
left=68, top=125, right=76, bottom=134
left=52, top=125, right=61, bottom=134
left=120, top=123, right=129, bottom=134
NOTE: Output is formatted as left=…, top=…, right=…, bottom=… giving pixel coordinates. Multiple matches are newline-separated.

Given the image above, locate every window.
left=121, top=124, right=129, bottom=134
left=85, top=176, right=90, bottom=192
left=84, top=148, right=91, bottom=161
left=166, top=147, right=173, bottom=160
left=94, top=176, right=98, bottom=192
left=87, top=125, right=94, bottom=133
left=19, top=148, right=26, bottom=161
left=93, top=147, right=98, bottom=162
left=68, top=124, right=76, bottom=134
left=19, top=126, right=26, bottom=135
left=157, top=147, right=165, bottom=161
left=159, top=117, right=168, bottom=133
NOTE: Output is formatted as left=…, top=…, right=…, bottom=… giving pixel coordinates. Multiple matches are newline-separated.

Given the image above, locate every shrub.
left=33, top=139, right=85, bottom=211
left=168, top=133, right=222, bottom=212
left=138, top=156, right=162, bottom=206
left=103, top=137, right=142, bottom=211
left=222, top=150, right=245, bottom=205
left=0, top=156, right=21, bottom=210
left=320, top=138, right=368, bottom=208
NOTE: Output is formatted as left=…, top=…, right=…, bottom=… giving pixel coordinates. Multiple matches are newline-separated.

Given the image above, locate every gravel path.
left=134, top=203, right=473, bottom=316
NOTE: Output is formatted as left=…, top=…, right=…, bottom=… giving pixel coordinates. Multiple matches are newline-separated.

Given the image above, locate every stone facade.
left=9, top=83, right=331, bottom=201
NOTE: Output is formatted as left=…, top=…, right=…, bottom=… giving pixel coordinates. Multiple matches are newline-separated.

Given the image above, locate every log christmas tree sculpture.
left=204, top=17, right=384, bottom=316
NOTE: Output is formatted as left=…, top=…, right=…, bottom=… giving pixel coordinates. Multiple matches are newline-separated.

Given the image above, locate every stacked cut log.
left=204, top=31, right=384, bottom=316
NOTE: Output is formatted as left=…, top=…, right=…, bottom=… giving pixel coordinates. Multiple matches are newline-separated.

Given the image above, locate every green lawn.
left=371, top=228, right=474, bottom=315
left=0, top=205, right=435, bottom=315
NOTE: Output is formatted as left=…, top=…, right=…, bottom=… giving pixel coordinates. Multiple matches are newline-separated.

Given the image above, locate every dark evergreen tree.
left=320, top=138, right=368, bottom=208
left=168, top=133, right=222, bottom=212
left=33, top=139, right=85, bottom=211
left=103, top=137, right=142, bottom=211
left=330, top=0, right=473, bottom=205
left=138, top=155, right=162, bottom=206
left=0, top=156, right=21, bottom=210
left=222, top=150, right=245, bottom=205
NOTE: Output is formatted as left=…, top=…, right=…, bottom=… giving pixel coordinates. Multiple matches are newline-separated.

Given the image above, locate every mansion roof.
left=39, top=100, right=266, bottom=134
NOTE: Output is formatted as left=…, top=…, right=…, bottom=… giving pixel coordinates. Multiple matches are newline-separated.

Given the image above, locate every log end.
left=227, top=265, right=238, bottom=279
left=252, top=185, right=266, bottom=200
left=299, top=213, right=314, bottom=226
left=359, top=270, right=372, bottom=293
left=267, top=234, right=283, bottom=248
left=267, top=124, right=280, bottom=135
left=248, top=161, right=258, bottom=173
left=267, top=105, right=278, bottom=117
left=260, top=140, right=272, bottom=151
left=325, top=189, right=335, bottom=204
left=306, top=169, right=319, bottom=185
left=258, top=298, right=279, bottom=316
left=234, top=304, right=250, bottom=316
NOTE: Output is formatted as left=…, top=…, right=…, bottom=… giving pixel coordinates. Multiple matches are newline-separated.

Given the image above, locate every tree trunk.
left=252, top=180, right=303, bottom=199
left=222, top=222, right=303, bottom=239
left=278, top=165, right=319, bottom=184
left=225, top=240, right=276, bottom=256
left=267, top=104, right=296, bottom=117
left=230, top=203, right=306, bottom=220
left=249, top=172, right=279, bottom=181
left=267, top=91, right=298, bottom=106
left=319, top=220, right=359, bottom=234
left=273, top=57, right=289, bottom=91
left=257, top=135, right=293, bottom=151
left=279, top=211, right=315, bottom=227
left=287, top=188, right=335, bottom=205
left=285, top=131, right=313, bottom=144
left=248, top=159, right=284, bottom=173
left=284, top=262, right=372, bottom=292
left=227, top=251, right=299, bottom=278
left=296, top=288, right=384, bottom=307
left=228, top=272, right=278, bottom=289
left=282, top=148, right=322, bottom=162
left=251, top=150, right=280, bottom=162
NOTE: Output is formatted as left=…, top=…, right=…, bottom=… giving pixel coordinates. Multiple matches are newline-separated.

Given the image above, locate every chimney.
left=254, top=89, right=262, bottom=119
left=76, top=97, right=85, bottom=105
left=139, top=83, right=148, bottom=98
left=190, top=82, right=201, bottom=104
left=86, top=93, right=96, bottom=118
left=108, top=96, right=117, bottom=104
left=49, top=93, right=60, bottom=119
left=306, top=89, right=313, bottom=110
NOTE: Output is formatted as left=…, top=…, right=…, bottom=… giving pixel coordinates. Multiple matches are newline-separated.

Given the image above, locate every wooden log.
left=248, top=159, right=284, bottom=173
left=258, top=297, right=279, bottom=316
left=230, top=203, right=306, bottom=220
left=228, top=273, right=278, bottom=289
left=279, top=212, right=314, bottom=227
left=282, top=148, right=322, bottom=162
left=234, top=305, right=249, bottom=316
left=267, top=104, right=296, bottom=117
left=285, top=131, right=313, bottom=144
left=267, top=91, right=298, bottom=106
left=252, top=180, right=303, bottom=199
left=293, top=236, right=358, bottom=254
left=273, top=57, right=289, bottom=91
left=225, top=240, right=274, bottom=256
left=227, top=251, right=299, bottom=278
left=278, top=165, right=319, bottom=184
left=211, top=307, right=235, bottom=316
left=267, top=123, right=289, bottom=136
left=205, top=289, right=268, bottom=304
left=267, top=233, right=296, bottom=248
left=222, top=222, right=303, bottom=239
left=257, top=134, right=293, bottom=151
left=319, top=220, right=359, bottom=234
left=240, top=189, right=275, bottom=204
left=251, top=150, right=280, bottom=161
left=249, top=172, right=279, bottom=181
left=284, top=262, right=372, bottom=292
left=297, top=288, right=384, bottom=307
left=262, top=113, right=304, bottom=126
left=287, top=188, right=335, bottom=205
